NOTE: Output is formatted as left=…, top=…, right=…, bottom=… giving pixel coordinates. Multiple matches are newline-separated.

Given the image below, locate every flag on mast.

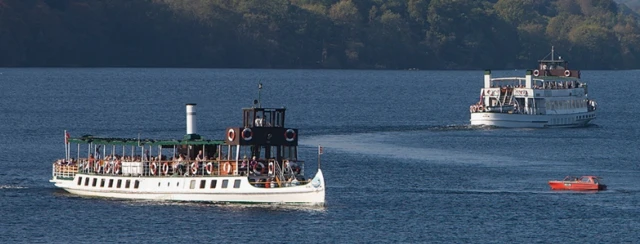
left=64, top=130, right=70, bottom=144
left=318, top=145, right=323, bottom=155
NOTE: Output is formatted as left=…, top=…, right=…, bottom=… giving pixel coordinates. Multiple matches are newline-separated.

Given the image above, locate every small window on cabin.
left=200, top=180, right=206, bottom=189
left=84, top=178, right=89, bottom=186
left=125, top=180, right=131, bottom=188
left=210, top=180, right=217, bottom=189
left=108, top=179, right=114, bottom=188
left=134, top=180, right=140, bottom=189
left=190, top=180, right=196, bottom=189
left=77, top=177, right=83, bottom=185
left=117, top=179, right=122, bottom=188
left=222, top=180, right=229, bottom=188
left=233, top=180, right=241, bottom=188
left=92, top=178, right=97, bottom=187
left=100, top=179, right=105, bottom=187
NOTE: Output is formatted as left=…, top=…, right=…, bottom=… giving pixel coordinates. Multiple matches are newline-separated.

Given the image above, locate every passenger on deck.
left=172, top=155, right=184, bottom=175
left=255, top=116, right=263, bottom=127
left=196, top=150, right=204, bottom=162
left=249, top=156, right=258, bottom=174
left=239, top=156, right=249, bottom=176
left=88, top=154, right=95, bottom=168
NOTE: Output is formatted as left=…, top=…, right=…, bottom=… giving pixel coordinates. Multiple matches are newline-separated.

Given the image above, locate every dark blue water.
left=1, top=68, right=640, bottom=243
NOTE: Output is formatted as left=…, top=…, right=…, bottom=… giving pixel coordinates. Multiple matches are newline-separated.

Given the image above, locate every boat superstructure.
left=470, top=47, right=597, bottom=128
left=50, top=91, right=325, bottom=205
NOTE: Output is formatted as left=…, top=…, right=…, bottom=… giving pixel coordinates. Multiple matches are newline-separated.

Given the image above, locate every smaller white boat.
left=470, top=47, right=597, bottom=128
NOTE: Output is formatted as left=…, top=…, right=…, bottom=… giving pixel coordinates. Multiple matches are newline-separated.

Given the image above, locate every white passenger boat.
left=470, top=47, right=597, bottom=128
left=50, top=89, right=325, bottom=206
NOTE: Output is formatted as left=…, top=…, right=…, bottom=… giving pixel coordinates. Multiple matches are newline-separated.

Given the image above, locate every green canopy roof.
left=68, top=135, right=225, bottom=146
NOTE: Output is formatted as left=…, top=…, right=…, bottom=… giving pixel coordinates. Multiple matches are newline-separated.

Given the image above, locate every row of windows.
left=546, top=99, right=586, bottom=110
left=77, top=177, right=140, bottom=189
left=76, top=177, right=241, bottom=190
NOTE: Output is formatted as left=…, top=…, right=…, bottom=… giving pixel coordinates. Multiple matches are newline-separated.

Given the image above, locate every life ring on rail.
left=94, top=161, right=102, bottom=173
left=253, top=162, right=266, bottom=175
left=242, top=128, right=253, bottom=141
left=223, top=162, right=232, bottom=174
left=191, top=162, right=198, bottom=175
left=227, top=128, right=235, bottom=142
left=150, top=162, right=157, bottom=175
left=114, top=161, right=121, bottom=174
left=162, top=162, right=169, bottom=175
left=284, top=129, right=296, bottom=142
left=205, top=162, right=213, bottom=175
left=533, top=69, right=540, bottom=77
left=268, top=162, right=275, bottom=175
left=564, top=70, right=571, bottom=77
left=105, top=162, right=113, bottom=174
left=469, top=107, right=474, bottom=113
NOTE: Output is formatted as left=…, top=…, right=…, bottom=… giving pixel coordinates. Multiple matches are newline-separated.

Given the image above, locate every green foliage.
left=1, top=0, right=640, bottom=69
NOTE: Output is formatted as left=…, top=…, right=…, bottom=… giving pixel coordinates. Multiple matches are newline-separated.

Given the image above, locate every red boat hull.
left=548, top=181, right=606, bottom=191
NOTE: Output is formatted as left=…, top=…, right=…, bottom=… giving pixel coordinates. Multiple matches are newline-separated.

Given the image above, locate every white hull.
left=470, top=111, right=595, bottom=128
left=50, top=170, right=325, bottom=206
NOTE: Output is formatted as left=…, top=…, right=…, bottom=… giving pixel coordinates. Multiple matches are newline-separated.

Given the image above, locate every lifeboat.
left=548, top=176, right=606, bottom=191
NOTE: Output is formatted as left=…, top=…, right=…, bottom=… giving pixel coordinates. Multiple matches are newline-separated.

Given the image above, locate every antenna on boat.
left=317, top=145, right=323, bottom=169
left=257, top=82, right=263, bottom=108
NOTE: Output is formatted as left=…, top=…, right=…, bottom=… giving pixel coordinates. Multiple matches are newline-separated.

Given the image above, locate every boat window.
left=233, top=180, right=241, bottom=188
left=200, top=180, right=206, bottom=189
left=134, top=180, right=140, bottom=189
left=190, top=180, right=196, bottom=189
left=84, top=177, right=89, bottom=186
left=222, top=179, right=229, bottom=188
left=77, top=177, right=83, bottom=185
left=108, top=179, right=114, bottom=188
left=117, top=179, right=122, bottom=188
left=210, top=180, right=217, bottom=189
left=125, top=180, right=131, bottom=188
left=92, top=178, right=97, bottom=187
left=581, top=178, right=590, bottom=183
left=100, top=179, right=105, bottom=187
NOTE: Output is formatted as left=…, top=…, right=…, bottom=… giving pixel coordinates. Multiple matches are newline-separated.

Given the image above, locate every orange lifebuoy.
left=284, top=129, right=296, bottom=142
left=191, top=162, right=198, bottom=175
left=564, top=70, right=571, bottom=77
left=205, top=162, right=213, bottom=175
left=533, top=69, right=540, bottom=77
left=150, top=162, right=157, bottom=175
left=242, top=128, right=253, bottom=141
left=223, top=162, right=232, bottom=174
left=162, top=162, right=169, bottom=175
left=227, top=129, right=235, bottom=142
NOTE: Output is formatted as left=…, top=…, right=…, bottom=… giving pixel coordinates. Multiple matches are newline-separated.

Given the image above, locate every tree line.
left=1, top=0, right=640, bottom=69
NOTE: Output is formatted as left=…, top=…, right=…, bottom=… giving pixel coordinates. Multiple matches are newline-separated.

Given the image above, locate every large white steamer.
left=51, top=88, right=325, bottom=206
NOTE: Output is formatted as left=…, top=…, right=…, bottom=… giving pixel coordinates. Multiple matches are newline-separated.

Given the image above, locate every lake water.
left=1, top=68, right=639, bottom=243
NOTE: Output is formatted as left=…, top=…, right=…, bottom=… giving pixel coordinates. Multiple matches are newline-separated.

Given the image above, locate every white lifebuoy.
left=284, top=129, right=296, bottom=142
left=469, top=107, right=474, bottom=113
left=94, top=161, right=101, bottom=173
left=533, top=69, right=540, bottom=77
left=162, top=162, right=169, bottom=175
left=205, top=162, right=213, bottom=175
left=268, top=162, right=275, bottom=175
left=564, top=70, right=571, bottom=77
left=105, top=162, right=113, bottom=174
left=253, top=162, right=265, bottom=175
left=471, top=106, right=476, bottom=113
left=242, top=128, right=253, bottom=141
left=114, top=161, right=121, bottom=175
left=150, top=162, right=157, bottom=175
left=227, top=128, right=235, bottom=142
left=223, top=162, right=232, bottom=174
left=191, top=162, right=198, bottom=175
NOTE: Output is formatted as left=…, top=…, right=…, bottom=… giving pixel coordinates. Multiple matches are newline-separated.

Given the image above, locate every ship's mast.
left=551, top=46, right=555, bottom=61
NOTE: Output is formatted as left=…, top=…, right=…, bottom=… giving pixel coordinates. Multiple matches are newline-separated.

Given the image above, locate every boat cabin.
left=533, top=46, right=580, bottom=78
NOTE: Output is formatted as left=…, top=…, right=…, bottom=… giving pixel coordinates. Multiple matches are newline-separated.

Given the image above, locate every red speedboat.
left=548, top=176, right=606, bottom=191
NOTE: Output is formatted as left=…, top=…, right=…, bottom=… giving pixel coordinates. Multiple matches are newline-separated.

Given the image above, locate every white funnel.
left=186, top=103, right=196, bottom=135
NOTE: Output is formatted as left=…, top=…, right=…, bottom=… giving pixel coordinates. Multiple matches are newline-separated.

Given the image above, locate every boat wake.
left=0, top=185, right=27, bottom=190
left=301, top=134, right=524, bottom=166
